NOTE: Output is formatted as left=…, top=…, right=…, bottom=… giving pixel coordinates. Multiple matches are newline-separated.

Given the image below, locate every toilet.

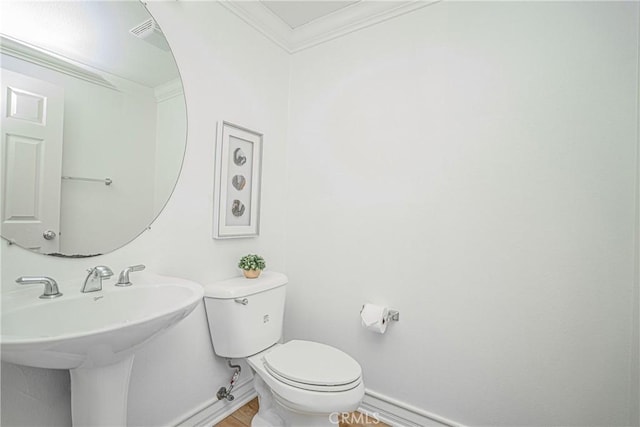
left=203, top=271, right=364, bottom=426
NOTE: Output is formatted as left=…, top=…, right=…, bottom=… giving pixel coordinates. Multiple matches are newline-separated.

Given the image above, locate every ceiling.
left=222, top=0, right=433, bottom=53
left=261, top=1, right=358, bottom=29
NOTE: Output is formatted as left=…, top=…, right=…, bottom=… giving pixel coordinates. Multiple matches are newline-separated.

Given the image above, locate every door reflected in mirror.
left=0, top=1, right=187, bottom=257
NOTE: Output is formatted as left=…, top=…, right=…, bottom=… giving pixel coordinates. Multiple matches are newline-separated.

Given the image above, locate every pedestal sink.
left=1, top=274, right=203, bottom=426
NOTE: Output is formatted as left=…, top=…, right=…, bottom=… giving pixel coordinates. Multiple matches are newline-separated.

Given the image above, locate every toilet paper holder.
left=386, top=309, right=400, bottom=322
left=360, top=305, right=400, bottom=323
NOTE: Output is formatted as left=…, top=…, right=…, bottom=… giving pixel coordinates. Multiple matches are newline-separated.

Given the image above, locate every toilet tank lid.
left=204, top=271, right=288, bottom=299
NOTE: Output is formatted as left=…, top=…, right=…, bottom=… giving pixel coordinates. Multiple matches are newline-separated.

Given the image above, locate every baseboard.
left=359, top=389, right=463, bottom=427
left=173, top=382, right=462, bottom=427
left=173, top=378, right=256, bottom=427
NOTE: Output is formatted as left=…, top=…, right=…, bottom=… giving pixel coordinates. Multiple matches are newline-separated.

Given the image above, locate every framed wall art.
left=213, top=121, right=263, bottom=239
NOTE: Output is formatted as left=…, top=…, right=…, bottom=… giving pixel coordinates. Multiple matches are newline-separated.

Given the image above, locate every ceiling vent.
left=130, top=19, right=170, bottom=51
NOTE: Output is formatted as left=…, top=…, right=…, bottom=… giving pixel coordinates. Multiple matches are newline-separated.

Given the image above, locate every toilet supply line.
left=217, top=360, right=241, bottom=401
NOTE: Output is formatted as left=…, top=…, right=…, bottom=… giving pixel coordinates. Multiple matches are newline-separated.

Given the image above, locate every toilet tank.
left=203, top=271, right=287, bottom=358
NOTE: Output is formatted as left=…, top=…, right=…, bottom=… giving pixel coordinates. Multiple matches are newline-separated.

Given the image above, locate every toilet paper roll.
left=360, top=303, right=389, bottom=334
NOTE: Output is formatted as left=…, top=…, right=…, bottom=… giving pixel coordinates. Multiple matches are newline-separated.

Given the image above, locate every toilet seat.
left=262, top=340, right=362, bottom=392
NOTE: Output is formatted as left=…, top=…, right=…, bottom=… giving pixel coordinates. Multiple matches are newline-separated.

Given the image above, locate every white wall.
left=285, top=2, right=639, bottom=426
left=0, top=1, right=290, bottom=425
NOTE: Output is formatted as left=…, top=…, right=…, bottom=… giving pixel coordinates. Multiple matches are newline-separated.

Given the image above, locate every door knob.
left=43, top=230, right=57, bottom=240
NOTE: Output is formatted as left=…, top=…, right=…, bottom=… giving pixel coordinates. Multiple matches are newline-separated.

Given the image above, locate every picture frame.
left=213, top=121, right=263, bottom=239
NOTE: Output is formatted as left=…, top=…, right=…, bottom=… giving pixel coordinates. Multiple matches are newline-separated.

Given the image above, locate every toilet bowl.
left=203, top=272, right=365, bottom=426
left=249, top=340, right=364, bottom=412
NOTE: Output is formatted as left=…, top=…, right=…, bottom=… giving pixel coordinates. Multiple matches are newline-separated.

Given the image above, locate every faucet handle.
left=16, top=276, right=63, bottom=299
left=116, top=264, right=145, bottom=287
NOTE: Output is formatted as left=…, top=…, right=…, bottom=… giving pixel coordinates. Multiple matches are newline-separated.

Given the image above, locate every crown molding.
left=0, top=35, right=117, bottom=90
left=289, top=1, right=437, bottom=52
left=155, top=77, right=184, bottom=102
left=219, top=1, right=292, bottom=52
left=220, top=0, right=439, bottom=54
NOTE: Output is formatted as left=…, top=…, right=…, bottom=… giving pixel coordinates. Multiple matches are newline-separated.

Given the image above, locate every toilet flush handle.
left=234, top=298, right=248, bottom=305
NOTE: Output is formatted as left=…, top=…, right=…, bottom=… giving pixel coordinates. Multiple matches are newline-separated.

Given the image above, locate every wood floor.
left=215, top=397, right=388, bottom=427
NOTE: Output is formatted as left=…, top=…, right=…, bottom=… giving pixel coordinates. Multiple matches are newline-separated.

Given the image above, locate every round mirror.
left=0, top=1, right=186, bottom=257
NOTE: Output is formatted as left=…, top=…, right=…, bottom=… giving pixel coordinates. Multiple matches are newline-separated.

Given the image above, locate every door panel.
left=1, top=69, right=64, bottom=253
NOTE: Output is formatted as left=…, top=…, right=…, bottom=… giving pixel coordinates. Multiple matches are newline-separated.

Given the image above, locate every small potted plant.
left=238, top=254, right=266, bottom=279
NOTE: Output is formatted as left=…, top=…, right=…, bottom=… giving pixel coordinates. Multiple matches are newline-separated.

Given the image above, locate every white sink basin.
left=1, top=274, right=203, bottom=426
left=2, top=275, right=203, bottom=369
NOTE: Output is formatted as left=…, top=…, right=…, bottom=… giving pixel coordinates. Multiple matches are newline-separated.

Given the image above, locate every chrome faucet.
left=15, top=276, right=63, bottom=299
left=116, top=264, right=145, bottom=287
left=81, top=266, right=113, bottom=293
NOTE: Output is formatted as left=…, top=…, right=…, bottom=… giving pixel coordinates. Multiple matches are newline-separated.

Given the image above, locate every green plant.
left=238, top=254, right=266, bottom=271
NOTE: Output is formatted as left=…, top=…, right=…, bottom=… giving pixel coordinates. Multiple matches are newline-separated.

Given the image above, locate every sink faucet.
left=15, top=276, right=63, bottom=299
left=116, top=264, right=145, bottom=287
left=82, top=266, right=113, bottom=293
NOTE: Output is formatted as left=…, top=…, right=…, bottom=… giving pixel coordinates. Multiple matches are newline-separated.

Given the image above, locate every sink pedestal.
left=1, top=276, right=204, bottom=426
left=69, top=355, right=135, bottom=426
